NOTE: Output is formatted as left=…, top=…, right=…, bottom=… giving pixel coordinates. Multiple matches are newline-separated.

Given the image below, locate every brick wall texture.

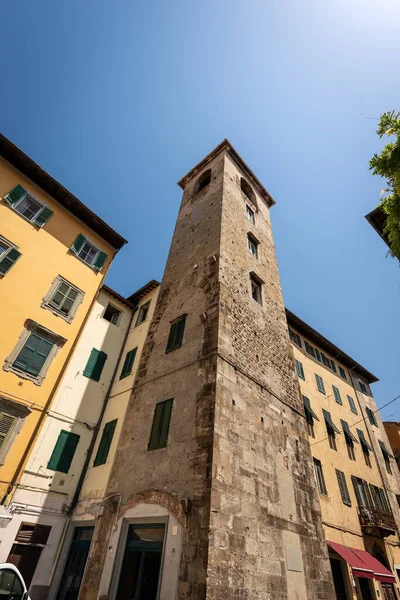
left=80, top=144, right=335, bottom=599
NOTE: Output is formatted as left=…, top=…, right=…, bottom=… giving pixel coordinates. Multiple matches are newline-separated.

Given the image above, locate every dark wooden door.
left=381, top=583, right=397, bottom=600
left=330, top=558, right=349, bottom=600
left=7, top=544, right=42, bottom=588
left=358, top=577, right=373, bottom=600
left=57, top=527, right=94, bottom=600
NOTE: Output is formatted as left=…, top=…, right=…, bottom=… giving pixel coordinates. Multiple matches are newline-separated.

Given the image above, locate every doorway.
left=57, top=526, right=94, bottom=600
left=116, top=524, right=165, bottom=600
left=358, top=577, right=374, bottom=600
left=381, top=583, right=397, bottom=600
left=330, top=558, right=349, bottom=600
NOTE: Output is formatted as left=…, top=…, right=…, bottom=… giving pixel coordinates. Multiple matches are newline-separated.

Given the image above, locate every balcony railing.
left=358, top=506, right=397, bottom=536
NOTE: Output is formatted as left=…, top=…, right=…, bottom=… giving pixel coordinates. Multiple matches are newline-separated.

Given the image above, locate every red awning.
left=327, top=541, right=395, bottom=583
left=328, top=541, right=374, bottom=579
left=351, top=548, right=396, bottom=583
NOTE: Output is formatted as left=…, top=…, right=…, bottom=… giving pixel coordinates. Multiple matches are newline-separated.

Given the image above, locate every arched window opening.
left=241, top=178, right=256, bottom=204
left=195, top=170, right=211, bottom=193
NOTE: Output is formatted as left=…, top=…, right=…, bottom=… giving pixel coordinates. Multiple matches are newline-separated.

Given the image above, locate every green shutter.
left=336, top=469, right=351, bottom=506
left=93, top=419, right=117, bottom=466
left=93, top=251, right=107, bottom=272
left=0, top=248, right=21, bottom=275
left=4, top=184, right=26, bottom=206
left=33, top=207, right=54, bottom=227
left=166, top=317, right=186, bottom=353
left=48, top=430, right=80, bottom=473
left=13, top=333, right=54, bottom=376
left=333, top=386, right=342, bottom=404
left=148, top=399, right=173, bottom=450
left=71, top=234, right=86, bottom=255
left=120, top=348, right=137, bottom=379
left=0, top=413, right=16, bottom=450
left=83, top=348, right=107, bottom=381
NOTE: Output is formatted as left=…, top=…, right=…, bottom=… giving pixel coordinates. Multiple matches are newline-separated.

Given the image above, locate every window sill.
left=147, top=444, right=167, bottom=451
left=41, top=301, right=74, bottom=323
left=134, top=319, right=148, bottom=328
left=165, top=345, right=183, bottom=354
left=119, top=372, right=133, bottom=380
left=69, top=250, right=103, bottom=272
left=3, top=362, right=44, bottom=386
left=3, top=200, right=46, bottom=229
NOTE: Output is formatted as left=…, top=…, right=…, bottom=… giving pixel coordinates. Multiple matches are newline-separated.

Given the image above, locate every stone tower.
left=80, top=140, right=334, bottom=600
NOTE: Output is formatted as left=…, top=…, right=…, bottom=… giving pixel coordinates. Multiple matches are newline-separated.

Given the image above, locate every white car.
left=0, top=563, right=30, bottom=600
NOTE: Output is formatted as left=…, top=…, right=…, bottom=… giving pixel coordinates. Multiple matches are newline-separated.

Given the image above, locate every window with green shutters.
left=13, top=333, right=54, bottom=377
left=315, top=374, right=325, bottom=394
left=0, top=237, right=21, bottom=276
left=48, top=430, right=80, bottom=473
left=332, top=385, right=342, bottom=405
left=359, top=381, right=368, bottom=395
left=70, top=234, right=107, bottom=271
left=335, top=469, right=351, bottom=506
left=4, top=184, right=54, bottom=226
left=366, top=407, right=378, bottom=427
left=295, top=360, right=305, bottom=380
left=347, top=395, right=358, bottom=414
left=166, top=316, right=186, bottom=353
left=148, top=399, right=173, bottom=450
left=93, top=420, right=117, bottom=466
left=120, top=348, right=137, bottom=379
left=339, top=366, right=347, bottom=380
left=0, top=412, right=16, bottom=452
left=83, top=348, right=107, bottom=381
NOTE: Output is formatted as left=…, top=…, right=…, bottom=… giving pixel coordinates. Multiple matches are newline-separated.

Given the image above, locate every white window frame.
left=0, top=234, right=20, bottom=277
left=42, top=275, right=85, bottom=323
left=0, top=396, right=31, bottom=465
left=247, top=233, right=259, bottom=258
left=135, top=301, right=151, bottom=327
left=3, top=319, right=66, bottom=385
left=7, top=189, right=50, bottom=226
left=246, top=204, right=255, bottom=224
left=250, top=272, right=263, bottom=305
left=77, top=239, right=100, bottom=267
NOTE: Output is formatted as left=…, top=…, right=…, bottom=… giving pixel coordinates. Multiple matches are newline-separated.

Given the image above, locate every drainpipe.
left=1, top=279, right=107, bottom=505
left=68, top=307, right=135, bottom=515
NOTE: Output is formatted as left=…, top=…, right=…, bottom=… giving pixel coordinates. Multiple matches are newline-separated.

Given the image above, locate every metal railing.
left=358, top=506, right=397, bottom=533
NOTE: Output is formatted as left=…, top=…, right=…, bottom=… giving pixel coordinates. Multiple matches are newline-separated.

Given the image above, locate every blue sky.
left=1, top=0, right=399, bottom=416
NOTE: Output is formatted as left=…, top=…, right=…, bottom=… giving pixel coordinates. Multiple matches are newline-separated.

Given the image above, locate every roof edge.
left=177, top=138, right=276, bottom=208
left=286, top=308, right=378, bottom=384
left=127, top=279, right=160, bottom=306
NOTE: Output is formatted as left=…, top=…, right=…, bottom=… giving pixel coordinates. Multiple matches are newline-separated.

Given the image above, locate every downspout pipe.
left=68, top=307, right=135, bottom=515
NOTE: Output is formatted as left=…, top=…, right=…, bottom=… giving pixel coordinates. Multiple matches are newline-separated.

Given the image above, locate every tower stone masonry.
left=80, top=140, right=335, bottom=599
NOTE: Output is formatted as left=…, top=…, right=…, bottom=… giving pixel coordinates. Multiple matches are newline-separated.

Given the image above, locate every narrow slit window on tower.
left=250, top=272, right=263, bottom=305
left=195, top=169, right=211, bottom=193
left=246, top=204, right=255, bottom=224
left=247, top=233, right=259, bottom=258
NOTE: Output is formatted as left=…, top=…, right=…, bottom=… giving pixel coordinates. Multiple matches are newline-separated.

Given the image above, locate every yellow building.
left=383, top=422, right=400, bottom=472
left=288, top=309, right=400, bottom=600
left=0, top=132, right=126, bottom=506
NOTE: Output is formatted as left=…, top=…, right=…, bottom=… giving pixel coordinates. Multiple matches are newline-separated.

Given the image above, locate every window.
left=103, top=304, right=122, bottom=326
left=303, top=396, right=319, bottom=439
left=332, top=385, right=342, bottom=405
left=247, top=234, right=259, bottom=258
left=16, top=522, right=51, bottom=545
left=315, top=374, right=325, bottom=394
left=363, top=449, right=372, bottom=468
left=323, top=409, right=340, bottom=450
left=315, top=348, right=321, bottom=362
left=70, top=234, right=107, bottom=271
left=195, top=169, right=211, bottom=193
left=357, top=428, right=373, bottom=468
left=305, top=341, right=315, bottom=357
left=306, top=419, right=315, bottom=438
left=379, top=440, right=394, bottom=475
left=42, top=275, right=83, bottom=322
left=330, top=360, right=337, bottom=373
left=120, top=347, right=137, bottom=379
left=0, top=235, right=21, bottom=276
left=166, top=315, right=186, bottom=353
left=313, top=458, right=327, bottom=495
left=135, top=301, right=151, bottom=327
left=396, top=495, right=400, bottom=509
left=321, top=353, right=329, bottom=366
left=339, top=366, right=347, bottom=380
left=359, top=381, right=368, bottom=395
left=4, top=321, right=66, bottom=385
left=296, top=360, right=305, bottom=380
left=366, top=407, right=378, bottom=427
left=328, top=432, right=337, bottom=451
left=0, top=398, right=30, bottom=466
left=250, top=273, right=263, bottom=304
left=93, top=420, right=117, bottom=466
left=288, top=328, right=302, bottom=348
left=369, top=484, right=390, bottom=513
left=336, top=469, right=351, bottom=506
left=246, top=204, right=255, bottom=224
left=4, top=184, right=54, bottom=227
left=148, top=399, right=173, bottom=450
left=48, top=430, right=80, bottom=473
left=351, top=476, right=369, bottom=508
left=347, top=395, right=358, bottom=414
left=347, top=443, right=356, bottom=461
left=83, top=348, right=107, bottom=382
left=241, top=178, right=256, bottom=204
left=0, top=568, right=24, bottom=600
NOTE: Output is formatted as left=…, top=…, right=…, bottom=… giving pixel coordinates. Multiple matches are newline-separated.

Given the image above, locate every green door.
left=58, top=527, right=94, bottom=600
left=116, top=524, right=165, bottom=600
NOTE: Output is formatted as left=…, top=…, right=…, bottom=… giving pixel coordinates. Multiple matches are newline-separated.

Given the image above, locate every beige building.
left=288, top=309, right=400, bottom=600
left=383, top=423, right=400, bottom=472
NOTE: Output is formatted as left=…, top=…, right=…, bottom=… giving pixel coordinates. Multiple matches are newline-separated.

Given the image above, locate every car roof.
left=0, top=563, right=27, bottom=583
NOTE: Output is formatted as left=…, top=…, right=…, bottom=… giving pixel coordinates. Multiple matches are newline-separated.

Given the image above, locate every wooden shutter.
left=166, top=317, right=186, bottom=352
left=16, top=523, right=52, bottom=545
left=120, top=348, right=137, bottom=379
left=5, top=184, right=26, bottom=206
left=13, top=334, right=53, bottom=376
left=159, top=399, right=173, bottom=447
left=48, top=430, right=79, bottom=473
left=0, top=248, right=21, bottom=275
left=33, top=207, right=54, bottom=227
left=83, top=349, right=107, bottom=381
left=93, top=251, right=107, bottom=272
left=148, top=399, right=173, bottom=450
left=148, top=403, right=164, bottom=450
left=71, top=234, right=86, bottom=255
left=351, top=476, right=365, bottom=507
left=336, top=469, right=351, bottom=506
left=93, top=420, right=117, bottom=466
left=0, top=413, right=16, bottom=450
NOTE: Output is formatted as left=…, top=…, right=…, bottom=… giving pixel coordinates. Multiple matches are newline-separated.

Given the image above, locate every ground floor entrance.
left=330, top=557, right=349, bottom=600
left=57, top=526, right=94, bottom=600
left=116, top=523, right=165, bottom=600
left=358, top=577, right=374, bottom=600
left=381, top=582, right=397, bottom=600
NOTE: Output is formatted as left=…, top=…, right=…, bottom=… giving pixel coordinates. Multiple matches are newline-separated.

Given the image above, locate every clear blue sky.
left=1, top=0, right=399, bottom=417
